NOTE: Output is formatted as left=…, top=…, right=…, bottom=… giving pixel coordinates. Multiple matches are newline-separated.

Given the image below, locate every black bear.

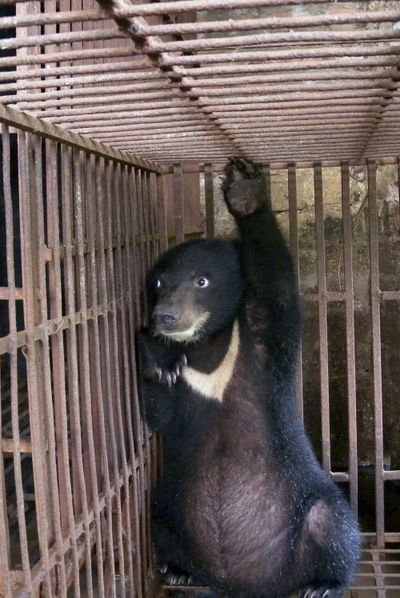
left=138, top=159, right=361, bottom=598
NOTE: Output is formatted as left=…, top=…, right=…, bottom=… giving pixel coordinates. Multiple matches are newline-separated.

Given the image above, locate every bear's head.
left=146, top=239, right=244, bottom=343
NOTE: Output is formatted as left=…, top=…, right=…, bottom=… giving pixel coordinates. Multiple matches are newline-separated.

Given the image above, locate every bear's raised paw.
left=222, top=157, right=267, bottom=218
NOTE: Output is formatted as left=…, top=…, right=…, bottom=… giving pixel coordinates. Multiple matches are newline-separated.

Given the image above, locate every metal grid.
left=1, top=1, right=400, bottom=164
left=0, top=107, right=166, bottom=596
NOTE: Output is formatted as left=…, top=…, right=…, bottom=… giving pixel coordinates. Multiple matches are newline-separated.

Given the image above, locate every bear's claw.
left=151, top=354, right=187, bottom=387
left=300, top=586, right=344, bottom=598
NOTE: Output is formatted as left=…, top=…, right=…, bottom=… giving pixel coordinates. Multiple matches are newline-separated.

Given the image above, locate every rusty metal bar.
left=61, top=144, right=94, bottom=597
left=4, top=78, right=178, bottom=103
left=93, top=155, right=119, bottom=598
left=134, top=168, right=153, bottom=594
left=174, top=164, right=185, bottom=244
left=103, top=159, right=128, bottom=592
left=0, top=0, right=366, bottom=28
left=140, top=10, right=400, bottom=36
left=42, top=103, right=203, bottom=121
left=184, top=56, right=400, bottom=77
left=0, top=26, right=124, bottom=51
left=341, top=162, right=358, bottom=514
left=314, top=164, right=331, bottom=474
left=1, top=125, right=29, bottom=596
left=287, top=164, right=303, bottom=418
left=204, top=163, right=215, bottom=239
left=187, top=68, right=399, bottom=88
left=112, top=161, right=135, bottom=594
left=46, top=139, right=81, bottom=596
left=126, top=166, right=148, bottom=596
left=156, top=173, right=169, bottom=254
left=0, top=0, right=356, bottom=9
left=18, top=130, right=53, bottom=595
left=72, top=119, right=372, bottom=136
left=203, top=90, right=385, bottom=105
left=162, top=44, right=400, bottom=66
left=84, top=122, right=374, bottom=140
left=95, top=0, right=244, bottom=158
left=41, top=98, right=379, bottom=123
left=139, top=169, right=153, bottom=269
left=13, top=88, right=181, bottom=111
left=0, top=104, right=163, bottom=173
left=0, top=72, right=172, bottom=96
left=0, top=46, right=137, bottom=68
left=154, top=29, right=400, bottom=53
left=122, top=163, right=145, bottom=597
left=31, top=134, right=68, bottom=596
left=77, top=152, right=108, bottom=598
left=367, top=160, right=385, bottom=549
left=0, top=58, right=149, bottom=83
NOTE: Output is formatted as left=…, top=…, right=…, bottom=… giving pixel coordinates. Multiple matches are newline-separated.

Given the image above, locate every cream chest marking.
left=182, top=320, right=240, bottom=402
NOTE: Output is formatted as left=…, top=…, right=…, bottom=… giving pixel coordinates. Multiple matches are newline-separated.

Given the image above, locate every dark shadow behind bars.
left=0, top=0, right=400, bottom=596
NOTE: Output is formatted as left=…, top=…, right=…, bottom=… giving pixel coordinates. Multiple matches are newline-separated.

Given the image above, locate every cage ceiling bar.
left=0, top=0, right=400, bottom=164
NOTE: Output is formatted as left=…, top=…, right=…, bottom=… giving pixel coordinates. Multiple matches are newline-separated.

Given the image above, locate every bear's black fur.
left=138, top=159, right=361, bottom=598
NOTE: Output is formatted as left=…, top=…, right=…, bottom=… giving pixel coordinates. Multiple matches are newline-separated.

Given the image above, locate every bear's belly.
left=184, top=443, right=292, bottom=588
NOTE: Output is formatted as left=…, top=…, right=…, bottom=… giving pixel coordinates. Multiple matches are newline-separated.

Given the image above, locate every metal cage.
left=0, top=1, right=399, bottom=596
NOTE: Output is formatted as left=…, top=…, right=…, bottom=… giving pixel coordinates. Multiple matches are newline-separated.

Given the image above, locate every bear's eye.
left=155, top=279, right=162, bottom=289
left=195, top=277, right=209, bottom=288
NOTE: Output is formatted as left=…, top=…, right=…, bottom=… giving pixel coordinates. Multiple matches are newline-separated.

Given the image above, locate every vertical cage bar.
left=61, top=145, right=94, bottom=598
left=0, top=125, right=16, bottom=597
left=133, top=167, right=154, bottom=593
left=32, top=134, right=67, bottom=595
left=18, top=130, right=53, bottom=595
left=46, top=139, right=68, bottom=536
left=0, top=387, right=11, bottom=597
left=73, top=148, right=106, bottom=595
left=204, top=163, right=215, bottom=239
left=46, top=140, right=81, bottom=597
left=341, top=162, right=358, bottom=514
left=84, top=153, right=109, bottom=598
left=174, top=163, right=185, bottom=244
left=121, top=165, right=145, bottom=596
left=398, top=159, right=400, bottom=226
left=126, top=166, right=147, bottom=597
left=113, top=162, right=135, bottom=594
left=104, top=159, right=127, bottom=592
left=314, top=163, right=331, bottom=474
left=156, top=173, right=169, bottom=254
left=94, top=156, right=119, bottom=598
left=133, top=169, right=147, bottom=308
left=288, top=164, right=303, bottom=417
left=139, top=169, right=152, bottom=271
left=148, top=171, right=159, bottom=264
left=367, top=159, right=385, bottom=549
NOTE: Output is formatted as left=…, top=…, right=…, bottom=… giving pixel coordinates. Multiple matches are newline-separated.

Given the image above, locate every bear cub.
left=138, top=159, right=361, bottom=598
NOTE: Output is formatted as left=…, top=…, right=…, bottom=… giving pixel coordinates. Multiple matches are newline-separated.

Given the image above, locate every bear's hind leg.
left=298, top=499, right=360, bottom=597
left=153, top=520, right=194, bottom=585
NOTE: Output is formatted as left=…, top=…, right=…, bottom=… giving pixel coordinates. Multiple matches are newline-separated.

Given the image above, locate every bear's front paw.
left=148, top=354, right=187, bottom=387
left=222, top=157, right=267, bottom=218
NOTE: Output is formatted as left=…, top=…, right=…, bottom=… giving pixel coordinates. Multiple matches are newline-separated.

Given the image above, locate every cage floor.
left=159, top=545, right=400, bottom=598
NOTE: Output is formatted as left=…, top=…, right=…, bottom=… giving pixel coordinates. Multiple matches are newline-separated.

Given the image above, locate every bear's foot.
left=222, top=158, right=267, bottom=218
left=149, top=354, right=187, bottom=387
left=300, top=586, right=345, bottom=598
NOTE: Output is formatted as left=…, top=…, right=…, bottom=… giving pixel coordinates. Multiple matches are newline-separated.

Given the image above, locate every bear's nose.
left=153, top=307, right=180, bottom=327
